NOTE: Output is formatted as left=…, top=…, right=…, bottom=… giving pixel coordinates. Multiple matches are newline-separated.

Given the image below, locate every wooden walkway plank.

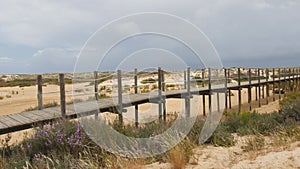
left=20, top=111, right=51, bottom=121
left=0, top=122, right=7, bottom=129
left=0, top=115, right=22, bottom=128
left=7, top=114, right=35, bottom=125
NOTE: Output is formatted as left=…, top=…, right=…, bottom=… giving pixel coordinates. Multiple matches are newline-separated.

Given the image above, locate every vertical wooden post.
left=297, top=68, right=299, bottom=91
left=37, top=75, right=43, bottom=110
left=289, top=68, right=292, bottom=92
left=94, top=71, right=99, bottom=100
left=288, top=68, right=291, bottom=92
left=284, top=68, right=287, bottom=96
left=158, top=67, right=162, bottom=121
left=258, top=68, right=261, bottom=107
left=292, top=68, right=294, bottom=91
left=298, top=67, right=300, bottom=91
left=184, top=70, right=187, bottom=89
left=202, top=69, right=206, bottom=116
left=296, top=68, right=298, bottom=91
left=248, top=68, right=252, bottom=111
left=255, top=69, right=258, bottom=101
left=238, top=68, right=242, bottom=112
left=295, top=68, right=298, bottom=91
left=262, top=70, right=265, bottom=99
left=273, top=68, right=275, bottom=101
left=278, top=68, right=281, bottom=99
left=59, top=74, right=66, bottom=118
left=296, top=68, right=298, bottom=90
left=134, top=68, right=139, bottom=127
left=297, top=68, right=300, bottom=91
left=292, top=68, right=295, bottom=91
left=294, top=68, right=296, bottom=91
left=162, top=69, right=166, bottom=122
left=216, top=69, right=220, bottom=113
left=94, top=71, right=99, bottom=119
left=266, top=68, right=269, bottom=105
left=228, top=69, right=232, bottom=109
left=224, top=68, right=228, bottom=110
left=208, top=68, right=212, bottom=114
left=186, top=67, right=191, bottom=118
left=117, top=70, right=123, bottom=124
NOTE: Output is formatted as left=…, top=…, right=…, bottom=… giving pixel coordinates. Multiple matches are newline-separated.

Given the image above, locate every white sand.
left=145, top=140, right=300, bottom=169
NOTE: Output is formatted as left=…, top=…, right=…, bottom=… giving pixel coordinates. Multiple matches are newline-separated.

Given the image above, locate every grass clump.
left=168, top=138, right=195, bottom=169
left=24, top=101, right=59, bottom=112
left=242, top=134, right=265, bottom=152
left=223, top=111, right=285, bottom=136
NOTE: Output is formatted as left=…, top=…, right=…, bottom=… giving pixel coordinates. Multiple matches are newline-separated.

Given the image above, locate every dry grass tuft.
left=168, top=145, right=186, bottom=169
left=242, top=134, right=265, bottom=152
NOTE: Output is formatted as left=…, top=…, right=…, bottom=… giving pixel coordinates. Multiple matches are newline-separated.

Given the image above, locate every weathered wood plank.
left=7, top=114, right=34, bottom=125
left=0, top=115, right=22, bottom=128
left=0, top=121, right=8, bottom=129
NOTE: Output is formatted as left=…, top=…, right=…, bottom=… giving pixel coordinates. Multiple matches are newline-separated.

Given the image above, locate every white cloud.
left=0, top=57, right=13, bottom=63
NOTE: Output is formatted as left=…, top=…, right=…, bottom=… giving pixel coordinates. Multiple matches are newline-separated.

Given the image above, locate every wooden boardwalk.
left=0, top=68, right=299, bottom=134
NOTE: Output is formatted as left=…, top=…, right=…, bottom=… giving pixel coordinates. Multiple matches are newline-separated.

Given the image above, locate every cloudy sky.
left=0, top=0, right=299, bottom=74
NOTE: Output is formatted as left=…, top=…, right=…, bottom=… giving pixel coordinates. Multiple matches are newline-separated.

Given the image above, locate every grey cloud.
left=0, top=0, right=299, bottom=73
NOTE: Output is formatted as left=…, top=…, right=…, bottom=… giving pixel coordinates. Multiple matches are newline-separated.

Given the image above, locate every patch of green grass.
left=280, top=92, right=300, bottom=105
left=222, top=111, right=286, bottom=136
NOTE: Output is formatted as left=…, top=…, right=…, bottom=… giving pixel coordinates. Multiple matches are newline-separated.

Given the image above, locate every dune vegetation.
left=0, top=92, right=299, bottom=168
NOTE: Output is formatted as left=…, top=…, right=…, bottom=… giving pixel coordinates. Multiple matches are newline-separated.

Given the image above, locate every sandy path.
left=0, top=84, right=92, bottom=115
left=146, top=140, right=300, bottom=169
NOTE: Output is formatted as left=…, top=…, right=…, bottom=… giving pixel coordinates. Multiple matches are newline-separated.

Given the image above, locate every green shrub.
left=0, top=79, right=35, bottom=87
left=223, top=111, right=285, bottom=136
left=141, top=78, right=157, bottom=84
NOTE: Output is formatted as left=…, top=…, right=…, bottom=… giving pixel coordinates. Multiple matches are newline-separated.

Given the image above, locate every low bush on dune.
left=0, top=92, right=300, bottom=168
left=0, top=78, right=73, bottom=88
left=0, top=79, right=36, bottom=87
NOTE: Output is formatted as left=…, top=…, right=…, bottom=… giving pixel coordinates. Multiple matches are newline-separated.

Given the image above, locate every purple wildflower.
left=33, top=153, right=41, bottom=160
left=27, top=143, right=32, bottom=149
